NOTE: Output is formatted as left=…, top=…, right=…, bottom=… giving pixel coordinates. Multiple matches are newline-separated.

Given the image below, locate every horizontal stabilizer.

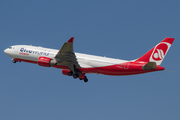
left=143, top=62, right=157, bottom=70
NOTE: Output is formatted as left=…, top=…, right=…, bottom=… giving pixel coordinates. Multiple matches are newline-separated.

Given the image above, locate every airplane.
left=4, top=37, right=174, bottom=83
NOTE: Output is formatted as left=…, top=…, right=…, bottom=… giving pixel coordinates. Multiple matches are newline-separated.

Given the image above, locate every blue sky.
left=0, top=0, right=180, bottom=120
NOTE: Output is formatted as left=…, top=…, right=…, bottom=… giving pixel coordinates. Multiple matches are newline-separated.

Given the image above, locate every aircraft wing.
left=55, top=37, right=80, bottom=68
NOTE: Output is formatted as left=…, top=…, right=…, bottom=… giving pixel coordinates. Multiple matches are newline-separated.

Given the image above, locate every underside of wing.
left=55, top=37, right=80, bottom=68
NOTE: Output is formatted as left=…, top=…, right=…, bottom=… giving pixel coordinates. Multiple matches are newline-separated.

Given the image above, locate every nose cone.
left=4, top=48, right=11, bottom=56
left=4, top=48, right=15, bottom=58
left=4, top=49, right=8, bottom=54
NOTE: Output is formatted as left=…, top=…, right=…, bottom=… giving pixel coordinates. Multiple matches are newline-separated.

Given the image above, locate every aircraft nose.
left=4, top=49, right=7, bottom=54
left=4, top=48, right=9, bottom=55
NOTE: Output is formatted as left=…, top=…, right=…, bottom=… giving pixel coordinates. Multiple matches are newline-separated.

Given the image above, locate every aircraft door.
left=13, top=46, right=18, bottom=53
left=124, top=62, right=129, bottom=69
left=87, top=59, right=91, bottom=66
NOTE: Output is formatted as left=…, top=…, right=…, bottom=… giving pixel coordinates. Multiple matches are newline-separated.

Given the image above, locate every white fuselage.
left=4, top=45, right=129, bottom=68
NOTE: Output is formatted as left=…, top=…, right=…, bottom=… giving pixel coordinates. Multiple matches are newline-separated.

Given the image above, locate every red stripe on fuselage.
left=13, top=58, right=164, bottom=76
left=80, top=62, right=164, bottom=75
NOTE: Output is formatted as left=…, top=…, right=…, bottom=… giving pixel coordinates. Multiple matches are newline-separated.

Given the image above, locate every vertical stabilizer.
left=135, top=38, right=175, bottom=65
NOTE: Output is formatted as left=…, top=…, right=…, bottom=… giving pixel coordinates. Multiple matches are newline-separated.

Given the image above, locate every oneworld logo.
left=20, top=48, right=49, bottom=56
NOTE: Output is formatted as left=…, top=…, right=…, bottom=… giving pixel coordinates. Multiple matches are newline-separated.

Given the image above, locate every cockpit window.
left=9, top=47, right=12, bottom=49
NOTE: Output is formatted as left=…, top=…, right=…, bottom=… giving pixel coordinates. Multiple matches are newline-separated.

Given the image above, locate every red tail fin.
left=135, top=38, right=175, bottom=65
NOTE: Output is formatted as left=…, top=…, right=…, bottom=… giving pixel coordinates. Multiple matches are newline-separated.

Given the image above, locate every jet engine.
left=38, top=56, right=57, bottom=67
left=62, top=69, right=85, bottom=79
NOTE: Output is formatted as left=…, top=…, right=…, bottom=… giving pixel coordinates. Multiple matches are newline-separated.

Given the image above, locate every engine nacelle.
left=62, top=70, right=85, bottom=79
left=38, top=56, right=57, bottom=67
left=62, top=70, right=71, bottom=76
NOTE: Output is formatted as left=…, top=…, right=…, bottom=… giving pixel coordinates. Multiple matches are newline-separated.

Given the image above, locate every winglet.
left=67, top=37, right=74, bottom=43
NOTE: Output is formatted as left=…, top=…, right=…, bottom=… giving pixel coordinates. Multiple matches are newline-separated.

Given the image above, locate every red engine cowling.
left=38, top=56, right=57, bottom=67
left=62, top=70, right=71, bottom=76
left=62, top=70, right=85, bottom=79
